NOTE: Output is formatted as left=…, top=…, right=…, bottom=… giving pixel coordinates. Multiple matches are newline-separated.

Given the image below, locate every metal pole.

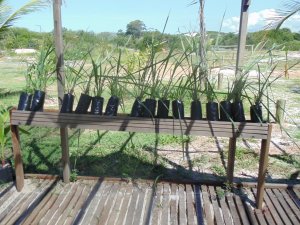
left=53, top=0, right=70, bottom=183
left=236, top=0, right=251, bottom=74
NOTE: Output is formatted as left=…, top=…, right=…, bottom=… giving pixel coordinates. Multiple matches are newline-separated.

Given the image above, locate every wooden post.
left=10, top=124, right=24, bottom=191
left=236, top=0, right=251, bottom=74
left=53, top=0, right=70, bottom=183
left=276, top=99, right=286, bottom=125
left=256, top=124, right=272, bottom=209
left=227, top=137, right=237, bottom=184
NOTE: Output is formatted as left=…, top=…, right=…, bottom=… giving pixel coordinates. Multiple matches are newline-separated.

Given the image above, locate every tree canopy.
left=126, top=20, right=146, bottom=38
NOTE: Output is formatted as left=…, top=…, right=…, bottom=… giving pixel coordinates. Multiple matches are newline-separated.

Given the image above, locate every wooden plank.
left=272, top=189, right=299, bottom=224
left=251, top=188, right=275, bottom=225
left=0, top=184, right=15, bottom=207
left=233, top=191, right=251, bottom=225
left=39, top=183, right=72, bottom=224
left=218, top=192, right=233, bottom=225
left=5, top=180, right=51, bottom=224
left=227, top=137, right=237, bottom=184
left=64, top=181, right=93, bottom=225
left=11, top=118, right=268, bottom=139
left=262, top=188, right=284, bottom=225
left=132, top=183, right=147, bottom=225
left=115, top=183, right=134, bottom=225
left=47, top=183, right=79, bottom=224
left=178, top=184, right=187, bottom=225
left=208, top=186, right=224, bottom=225
left=186, top=184, right=197, bottom=225
left=226, top=193, right=242, bottom=225
left=142, top=183, right=154, bottom=225
left=124, top=184, right=140, bottom=225
left=151, top=183, right=163, bottom=225
left=97, top=183, right=120, bottom=225
left=170, top=183, right=178, bottom=225
left=11, top=110, right=269, bottom=129
left=246, top=188, right=268, bottom=225
left=279, top=189, right=300, bottom=221
left=105, top=183, right=127, bottom=225
left=160, top=183, right=171, bottom=225
left=266, top=188, right=292, bottom=225
left=24, top=187, right=60, bottom=224
left=201, top=185, right=214, bottom=225
left=55, top=183, right=84, bottom=225
left=194, top=185, right=205, bottom=225
left=292, top=188, right=300, bottom=202
left=10, top=124, right=24, bottom=191
left=0, top=192, right=26, bottom=222
left=287, top=188, right=300, bottom=209
left=88, top=181, right=114, bottom=225
left=256, top=124, right=272, bottom=209
left=237, top=188, right=258, bottom=225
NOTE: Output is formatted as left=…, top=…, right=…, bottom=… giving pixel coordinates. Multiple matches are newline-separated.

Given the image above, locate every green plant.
left=65, top=53, right=89, bottom=94
left=26, top=43, right=56, bottom=92
left=211, top=165, right=226, bottom=176
left=0, top=105, right=11, bottom=166
left=70, top=169, right=78, bottom=182
left=205, top=79, right=218, bottom=102
left=170, top=76, right=190, bottom=101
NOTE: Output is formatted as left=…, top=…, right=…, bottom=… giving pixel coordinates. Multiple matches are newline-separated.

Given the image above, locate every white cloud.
left=223, top=9, right=300, bottom=32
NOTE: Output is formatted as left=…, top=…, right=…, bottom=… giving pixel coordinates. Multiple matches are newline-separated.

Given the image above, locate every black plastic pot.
left=60, top=93, right=74, bottom=113
left=75, top=93, right=92, bottom=114
left=206, top=102, right=219, bottom=121
left=172, top=100, right=185, bottom=119
left=220, top=100, right=232, bottom=121
left=91, top=96, right=104, bottom=115
left=17, top=92, right=32, bottom=111
left=30, top=90, right=45, bottom=112
left=130, top=98, right=144, bottom=117
left=104, top=96, right=119, bottom=116
left=250, top=103, right=263, bottom=123
left=232, top=101, right=246, bottom=122
left=143, top=98, right=157, bottom=117
left=157, top=99, right=170, bottom=118
left=191, top=100, right=202, bottom=120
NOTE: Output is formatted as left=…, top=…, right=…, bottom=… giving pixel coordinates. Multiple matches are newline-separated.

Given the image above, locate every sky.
left=8, top=0, right=300, bottom=34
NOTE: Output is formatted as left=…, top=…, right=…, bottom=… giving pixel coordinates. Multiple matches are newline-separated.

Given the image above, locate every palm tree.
left=270, top=0, right=300, bottom=29
left=0, top=0, right=48, bottom=34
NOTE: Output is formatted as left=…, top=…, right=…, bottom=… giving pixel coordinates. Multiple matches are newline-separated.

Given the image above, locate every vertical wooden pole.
left=10, top=124, right=24, bottom=191
left=53, top=0, right=70, bottom=183
left=217, top=73, right=223, bottom=90
left=236, top=0, right=251, bottom=74
left=227, top=137, right=237, bottom=184
left=256, top=124, right=272, bottom=209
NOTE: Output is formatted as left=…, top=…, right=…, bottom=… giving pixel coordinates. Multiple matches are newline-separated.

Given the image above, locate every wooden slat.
left=218, top=193, right=233, bottom=225
left=277, top=189, right=300, bottom=222
left=238, top=188, right=258, bottom=225
left=287, top=188, right=300, bottom=209
left=251, top=188, right=275, bottom=225
left=266, top=189, right=292, bottom=225
left=142, top=183, right=154, bottom=225
left=47, top=183, right=79, bottom=224
left=160, top=183, right=171, bottom=225
left=272, top=189, right=299, bottom=224
left=208, top=186, right=224, bottom=225
left=11, top=110, right=269, bottom=139
left=233, top=192, right=250, bottom=225
left=124, top=184, right=140, bottom=225
left=246, top=188, right=268, bottom=225
left=89, top=181, right=114, bottom=225
left=262, top=188, right=284, bottom=225
left=97, top=182, right=120, bottom=225
left=115, top=184, right=133, bottom=225
left=151, top=183, right=163, bottom=225
left=186, top=184, right=197, bottom=225
left=170, top=183, right=178, bottom=225
left=132, top=183, right=147, bottom=225
left=201, top=185, right=214, bottom=225
left=226, top=193, right=242, bottom=225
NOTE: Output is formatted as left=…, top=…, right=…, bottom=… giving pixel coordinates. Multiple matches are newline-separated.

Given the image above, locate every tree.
left=126, top=20, right=146, bottom=38
left=0, top=0, right=47, bottom=35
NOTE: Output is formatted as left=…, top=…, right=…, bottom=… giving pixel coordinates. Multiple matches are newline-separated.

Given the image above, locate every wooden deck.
left=0, top=178, right=299, bottom=225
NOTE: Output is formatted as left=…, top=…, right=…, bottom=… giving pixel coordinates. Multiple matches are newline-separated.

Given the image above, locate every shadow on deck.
left=0, top=177, right=300, bottom=225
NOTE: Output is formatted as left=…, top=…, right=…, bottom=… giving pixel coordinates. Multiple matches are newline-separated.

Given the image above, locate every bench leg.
left=227, top=137, right=237, bottom=184
left=60, top=128, right=70, bottom=183
left=256, top=124, right=272, bottom=209
left=10, top=125, right=24, bottom=191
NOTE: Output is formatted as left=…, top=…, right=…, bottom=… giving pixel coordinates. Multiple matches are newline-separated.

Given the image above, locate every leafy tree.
left=0, top=0, right=47, bottom=35
left=126, top=20, right=146, bottom=38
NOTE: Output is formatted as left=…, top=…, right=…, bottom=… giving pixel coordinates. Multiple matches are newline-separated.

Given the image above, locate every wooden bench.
left=10, top=109, right=272, bottom=209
